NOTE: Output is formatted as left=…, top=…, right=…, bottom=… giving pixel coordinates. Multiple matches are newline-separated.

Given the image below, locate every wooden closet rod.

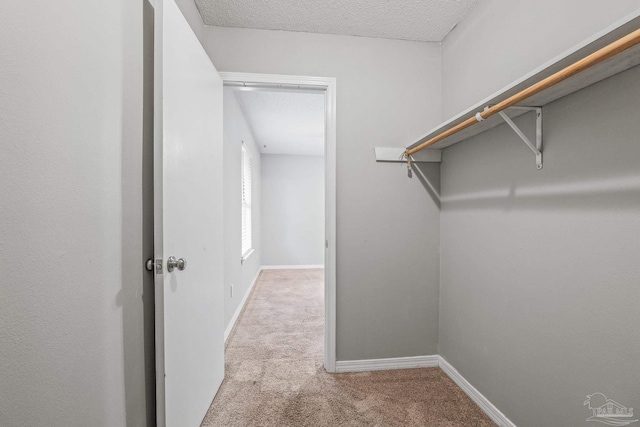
left=406, top=27, right=640, bottom=157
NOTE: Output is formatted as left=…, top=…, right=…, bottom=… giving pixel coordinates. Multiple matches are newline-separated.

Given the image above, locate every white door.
left=153, top=0, right=225, bottom=426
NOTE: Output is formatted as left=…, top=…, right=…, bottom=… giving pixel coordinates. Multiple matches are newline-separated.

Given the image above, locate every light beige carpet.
left=201, top=269, right=495, bottom=427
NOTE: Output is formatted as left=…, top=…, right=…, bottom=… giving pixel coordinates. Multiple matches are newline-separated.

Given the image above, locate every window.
left=241, top=145, right=252, bottom=259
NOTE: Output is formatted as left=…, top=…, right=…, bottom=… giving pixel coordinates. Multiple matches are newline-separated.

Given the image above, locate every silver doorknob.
left=167, top=256, right=187, bottom=272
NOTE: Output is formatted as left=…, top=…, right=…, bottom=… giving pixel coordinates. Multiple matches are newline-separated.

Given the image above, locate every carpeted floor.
left=201, top=269, right=495, bottom=427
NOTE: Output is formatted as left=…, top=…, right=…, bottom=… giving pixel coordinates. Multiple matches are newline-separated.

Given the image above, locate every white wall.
left=206, top=27, right=442, bottom=361
left=1, top=0, right=153, bottom=426
left=261, top=154, right=325, bottom=266
left=222, top=88, right=262, bottom=330
left=439, top=2, right=640, bottom=426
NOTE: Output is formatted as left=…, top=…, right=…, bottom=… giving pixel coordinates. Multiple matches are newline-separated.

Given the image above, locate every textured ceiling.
left=233, top=89, right=325, bottom=156
left=195, top=0, right=478, bottom=42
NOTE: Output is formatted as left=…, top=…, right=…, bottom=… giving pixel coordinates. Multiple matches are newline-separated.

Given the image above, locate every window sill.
left=241, top=249, right=255, bottom=265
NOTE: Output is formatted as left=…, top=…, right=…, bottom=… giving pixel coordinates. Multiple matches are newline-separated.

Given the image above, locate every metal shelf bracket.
left=497, top=106, right=543, bottom=170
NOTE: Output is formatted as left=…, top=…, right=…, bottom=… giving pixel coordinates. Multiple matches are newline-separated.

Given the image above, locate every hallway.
left=201, top=269, right=494, bottom=426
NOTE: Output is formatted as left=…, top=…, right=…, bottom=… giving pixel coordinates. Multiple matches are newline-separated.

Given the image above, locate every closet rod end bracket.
left=536, top=152, right=543, bottom=170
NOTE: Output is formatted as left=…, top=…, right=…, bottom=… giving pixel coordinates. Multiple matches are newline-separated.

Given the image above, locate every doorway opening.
left=220, top=72, right=337, bottom=373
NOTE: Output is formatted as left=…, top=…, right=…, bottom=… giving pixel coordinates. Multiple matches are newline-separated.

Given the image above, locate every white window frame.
left=241, top=143, right=253, bottom=262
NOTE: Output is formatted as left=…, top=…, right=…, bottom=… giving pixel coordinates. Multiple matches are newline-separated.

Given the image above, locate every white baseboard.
left=439, top=357, right=516, bottom=427
left=224, top=268, right=261, bottom=342
left=261, top=264, right=324, bottom=270
left=333, top=355, right=515, bottom=426
left=223, top=269, right=514, bottom=427
left=335, top=355, right=439, bottom=373
left=224, top=267, right=513, bottom=426
left=224, top=264, right=323, bottom=342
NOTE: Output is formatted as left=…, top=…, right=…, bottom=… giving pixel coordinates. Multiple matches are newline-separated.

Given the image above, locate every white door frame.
left=219, top=72, right=337, bottom=373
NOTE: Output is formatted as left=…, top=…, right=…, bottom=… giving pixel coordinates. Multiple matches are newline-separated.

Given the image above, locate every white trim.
left=240, top=248, right=255, bottom=265
left=335, top=355, right=440, bottom=373
left=439, top=357, right=517, bottom=427
left=220, top=72, right=336, bottom=89
left=220, top=72, right=338, bottom=373
left=261, top=265, right=324, bottom=270
left=323, top=75, right=338, bottom=374
left=224, top=268, right=262, bottom=342
left=240, top=144, right=253, bottom=256
left=333, top=355, right=516, bottom=426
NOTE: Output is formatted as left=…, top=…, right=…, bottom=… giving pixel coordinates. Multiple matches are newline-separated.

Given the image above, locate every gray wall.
left=223, top=88, right=262, bottom=330
left=440, top=2, right=640, bottom=426
left=0, top=0, right=154, bottom=426
left=174, top=0, right=205, bottom=46
left=261, top=154, right=325, bottom=267
left=442, top=0, right=640, bottom=118
left=206, top=27, right=442, bottom=360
